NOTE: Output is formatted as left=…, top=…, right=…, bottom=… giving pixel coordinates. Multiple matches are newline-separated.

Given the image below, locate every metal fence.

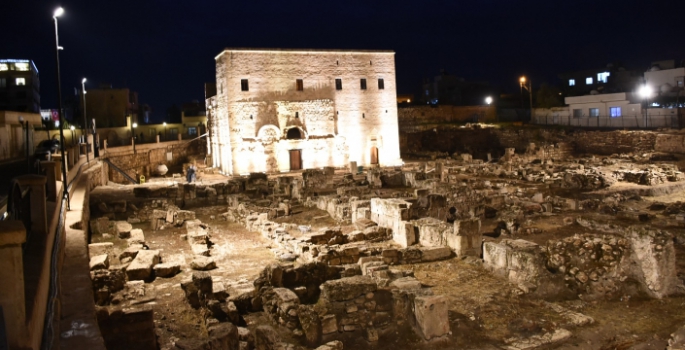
left=533, top=114, right=681, bottom=129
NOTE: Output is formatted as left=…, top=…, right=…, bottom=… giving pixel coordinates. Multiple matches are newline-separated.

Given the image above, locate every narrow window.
left=335, top=78, right=342, bottom=90
left=0, top=78, right=6, bottom=88
left=241, top=79, right=249, bottom=91
left=15, top=77, right=25, bottom=86
left=589, top=108, right=599, bottom=117
left=568, top=79, right=575, bottom=86
left=295, top=112, right=299, bottom=119
left=378, top=78, right=385, bottom=90
left=360, top=78, right=367, bottom=90
left=296, top=79, right=303, bottom=91
left=0, top=63, right=8, bottom=71
left=585, top=77, right=593, bottom=85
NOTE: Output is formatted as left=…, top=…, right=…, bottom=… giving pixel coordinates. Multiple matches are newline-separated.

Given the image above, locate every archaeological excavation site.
left=75, top=125, right=685, bottom=350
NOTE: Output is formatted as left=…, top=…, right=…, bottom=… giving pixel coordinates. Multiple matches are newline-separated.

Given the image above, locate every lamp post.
left=132, top=122, right=138, bottom=153
left=639, top=85, right=652, bottom=128
left=520, top=77, right=533, bottom=121
left=81, top=77, right=89, bottom=162
left=53, top=6, right=69, bottom=209
left=70, top=125, right=75, bottom=146
left=18, top=116, right=30, bottom=173
left=485, top=96, right=493, bottom=123
left=163, top=121, right=167, bottom=141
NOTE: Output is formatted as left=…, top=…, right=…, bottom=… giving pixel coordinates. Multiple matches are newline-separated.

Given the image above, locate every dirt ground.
left=89, top=177, right=685, bottom=349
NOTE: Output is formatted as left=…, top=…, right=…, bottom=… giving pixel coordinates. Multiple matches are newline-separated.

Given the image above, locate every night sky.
left=2, top=0, right=684, bottom=122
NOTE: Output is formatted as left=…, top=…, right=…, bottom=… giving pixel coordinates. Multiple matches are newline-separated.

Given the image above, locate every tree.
left=536, top=83, right=563, bottom=109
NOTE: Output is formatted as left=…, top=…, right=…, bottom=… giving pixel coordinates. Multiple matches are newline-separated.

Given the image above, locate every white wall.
left=645, top=68, right=685, bottom=93
left=211, top=49, right=403, bottom=175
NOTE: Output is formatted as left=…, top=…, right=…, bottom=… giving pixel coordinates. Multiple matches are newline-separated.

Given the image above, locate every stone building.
left=206, top=48, right=403, bottom=175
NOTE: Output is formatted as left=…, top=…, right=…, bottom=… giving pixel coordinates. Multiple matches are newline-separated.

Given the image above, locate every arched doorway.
left=370, top=146, right=379, bottom=165
left=286, top=128, right=303, bottom=140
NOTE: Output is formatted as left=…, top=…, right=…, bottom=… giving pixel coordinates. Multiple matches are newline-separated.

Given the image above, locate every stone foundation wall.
left=96, top=306, right=158, bottom=350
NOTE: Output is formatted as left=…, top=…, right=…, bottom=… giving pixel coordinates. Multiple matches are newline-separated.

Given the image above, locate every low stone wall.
left=96, top=306, right=158, bottom=350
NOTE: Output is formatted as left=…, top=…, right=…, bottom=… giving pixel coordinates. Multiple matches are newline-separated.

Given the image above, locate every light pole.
left=70, top=125, right=75, bottom=146
left=81, top=77, right=89, bottom=162
left=485, top=96, right=493, bottom=123
left=639, top=85, right=652, bottom=128
left=18, top=116, right=30, bottom=173
left=163, top=121, right=167, bottom=141
left=132, top=122, right=138, bottom=153
left=53, top=6, right=69, bottom=209
left=520, top=77, right=533, bottom=121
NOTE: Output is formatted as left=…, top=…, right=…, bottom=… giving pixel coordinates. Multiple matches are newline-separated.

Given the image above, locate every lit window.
left=240, top=79, right=249, bottom=91
left=335, top=78, right=342, bottom=90
left=597, top=72, right=610, bottom=83
left=378, top=78, right=385, bottom=89
left=14, top=62, right=29, bottom=71
left=569, top=79, right=575, bottom=86
left=610, top=107, right=621, bottom=117
left=589, top=108, right=599, bottom=117
left=586, top=77, right=593, bottom=85
left=188, top=127, right=197, bottom=136
left=296, top=79, right=303, bottom=91
left=16, top=78, right=26, bottom=86
left=0, top=63, right=8, bottom=71
left=360, top=78, right=367, bottom=90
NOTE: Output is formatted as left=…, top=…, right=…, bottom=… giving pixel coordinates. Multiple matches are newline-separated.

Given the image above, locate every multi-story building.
left=644, top=60, right=685, bottom=100
left=206, top=48, right=403, bottom=175
left=558, top=62, right=642, bottom=97
left=84, top=84, right=139, bottom=128
left=0, top=59, right=40, bottom=113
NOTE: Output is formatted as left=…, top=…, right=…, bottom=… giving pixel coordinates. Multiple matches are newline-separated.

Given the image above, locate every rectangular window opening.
left=335, top=78, right=342, bottom=90
left=586, top=77, right=593, bottom=85
left=569, top=79, right=575, bottom=86
left=15, top=77, right=25, bottom=86
left=188, top=127, right=197, bottom=136
left=610, top=106, right=622, bottom=117
left=589, top=108, right=600, bottom=117
left=296, top=79, right=303, bottom=91
left=360, top=78, right=367, bottom=90
left=378, top=78, right=385, bottom=89
left=240, top=79, right=249, bottom=91
left=573, top=109, right=583, bottom=118
left=0, top=78, right=6, bottom=88
left=597, top=72, right=610, bottom=83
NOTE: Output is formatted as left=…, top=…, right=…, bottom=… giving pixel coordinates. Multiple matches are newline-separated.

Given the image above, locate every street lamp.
left=18, top=116, right=30, bottom=173
left=639, top=85, right=652, bottom=128
left=520, top=76, right=533, bottom=121
left=81, top=77, right=89, bottom=162
left=163, top=121, right=167, bottom=141
left=485, top=96, right=493, bottom=105
left=70, top=125, right=75, bottom=146
left=53, top=6, right=69, bottom=209
left=132, top=122, right=138, bottom=153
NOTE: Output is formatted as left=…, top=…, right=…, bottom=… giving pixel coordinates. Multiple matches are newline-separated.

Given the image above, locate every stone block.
left=315, top=340, right=343, bottom=350
left=393, top=221, right=417, bottom=248
left=321, top=314, right=338, bottom=335
left=207, top=322, right=239, bottom=350
left=413, top=295, right=449, bottom=340
left=114, top=221, right=133, bottom=238
left=191, top=256, right=216, bottom=271
left=420, top=247, right=452, bottom=262
left=321, top=275, right=377, bottom=302
left=126, top=249, right=160, bottom=281
left=389, top=277, right=422, bottom=290
left=90, top=254, right=110, bottom=270
left=88, top=242, right=114, bottom=259
left=153, top=254, right=185, bottom=278
left=120, top=244, right=143, bottom=262
left=127, top=228, right=145, bottom=246
left=447, top=218, right=482, bottom=257
left=254, top=325, right=280, bottom=350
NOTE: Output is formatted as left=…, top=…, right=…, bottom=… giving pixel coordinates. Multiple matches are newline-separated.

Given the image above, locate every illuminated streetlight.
left=163, top=121, right=167, bottom=141
left=70, top=125, right=75, bottom=145
left=485, top=96, right=493, bottom=105
left=639, top=85, right=652, bottom=127
left=53, top=6, right=69, bottom=209
left=132, top=122, right=138, bottom=153
left=81, top=77, right=89, bottom=162
left=519, top=76, right=533, bottom=121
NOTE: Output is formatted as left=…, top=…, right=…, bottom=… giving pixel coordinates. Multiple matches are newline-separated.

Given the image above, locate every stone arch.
left=283, top=126, right=307, bottom=140
left=257, top=124, right=281, bottom=144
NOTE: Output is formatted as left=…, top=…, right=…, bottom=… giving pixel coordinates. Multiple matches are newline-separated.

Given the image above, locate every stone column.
left=177, top=133, right=182, bottom=141
left=40, top=161, right=58, bottom=201
left=52, top=153, right=65, bottom=181
left=156, top=135, right=160, bottom=143
left=0, top=220, right=27, bottom=349
left=15, top=175, right=48, bottom=236
left=349, top=161, right=357, bottom=174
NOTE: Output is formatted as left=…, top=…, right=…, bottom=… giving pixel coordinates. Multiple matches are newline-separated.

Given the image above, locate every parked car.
left=34, top=139, right=60, bottom=159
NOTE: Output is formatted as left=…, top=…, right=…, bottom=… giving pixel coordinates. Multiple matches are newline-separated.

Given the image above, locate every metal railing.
left=533, top=114, right=681, bottom=129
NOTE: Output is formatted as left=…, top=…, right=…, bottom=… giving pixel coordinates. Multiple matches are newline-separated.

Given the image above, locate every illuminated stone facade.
left=206, top=48, right=402, bottom=175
